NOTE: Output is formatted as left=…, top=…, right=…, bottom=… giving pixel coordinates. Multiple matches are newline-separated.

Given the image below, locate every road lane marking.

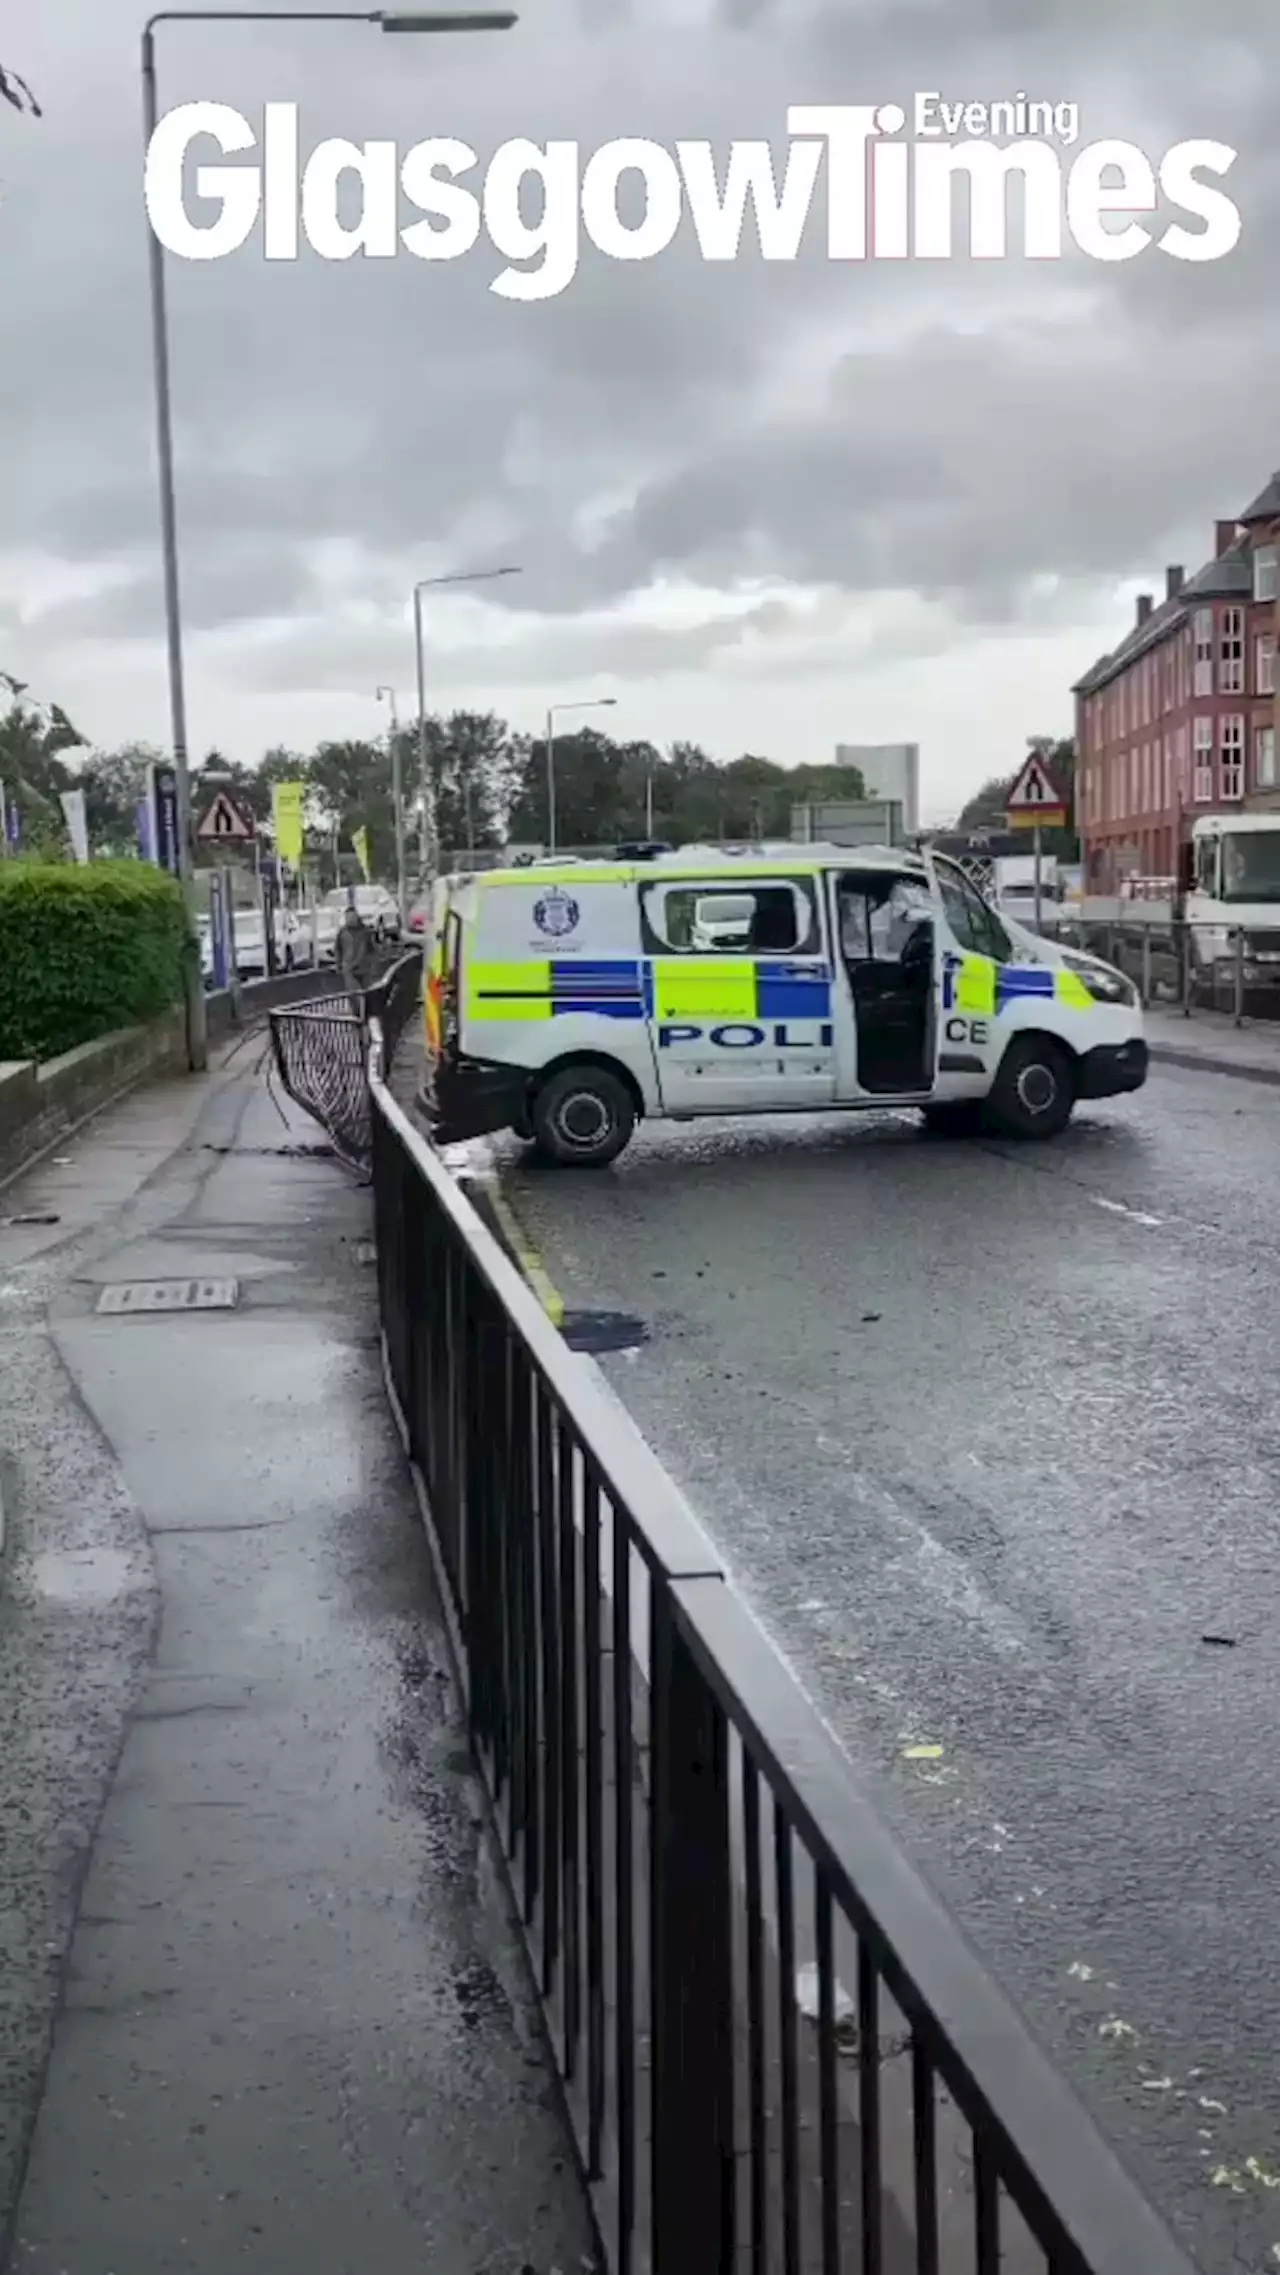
left=436, top=1135, right=568, bottom=1328
left=1091, top=1195, right=1163, bottom=1227
left=479, top=1176, right=566, bottom=1328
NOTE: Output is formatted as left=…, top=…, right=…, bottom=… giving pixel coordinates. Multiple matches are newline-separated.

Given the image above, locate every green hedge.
left=0, top=862, right=191, bottom=1062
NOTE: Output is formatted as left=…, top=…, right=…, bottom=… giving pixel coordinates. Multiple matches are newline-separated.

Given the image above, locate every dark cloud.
left=3, top=0, right=1278, bottom=777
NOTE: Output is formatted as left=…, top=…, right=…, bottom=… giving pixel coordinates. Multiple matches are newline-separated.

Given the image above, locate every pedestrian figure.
left=335, top=891, right=372, bottom=1008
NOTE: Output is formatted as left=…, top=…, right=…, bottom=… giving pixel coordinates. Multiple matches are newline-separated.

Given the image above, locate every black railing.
left=365, top=1012, right=1197, bottom=2275
left=269, top=952, right=421, bottom=1171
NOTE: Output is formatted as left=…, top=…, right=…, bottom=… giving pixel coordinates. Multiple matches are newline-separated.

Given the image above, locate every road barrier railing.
left=362, top=971, right=1197, bottom=2275
left=267, top=949, right=420, bottom=1170
left=1040, top=913, right=1280, bottom=1025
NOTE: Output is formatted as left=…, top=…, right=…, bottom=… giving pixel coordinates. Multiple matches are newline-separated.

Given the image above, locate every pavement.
left=474, top=1053, right=1280, bottom=2275
left=1145, top=1003, right=1280, bottom=1085
left=0, top=1032, right=595, bottom=2275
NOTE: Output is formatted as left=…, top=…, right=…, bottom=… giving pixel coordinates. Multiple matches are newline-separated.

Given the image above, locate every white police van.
left=422, top=845, right=1147, bottom=1166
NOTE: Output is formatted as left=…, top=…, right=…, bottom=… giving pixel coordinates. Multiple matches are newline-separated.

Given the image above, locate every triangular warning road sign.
left=1005, top=752, right=1065, bottom=811
left=197, top=790, right=254, bottom=841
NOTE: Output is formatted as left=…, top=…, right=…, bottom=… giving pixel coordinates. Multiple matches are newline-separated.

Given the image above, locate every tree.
left=956, top=774, right=1017, bottom=832
left=0, top=676, right=87, bottom=853
left=307, top=738, right=397, bottom=879
left=507, top=725, right=630, bottom=847
left=78, top=743, right=162, bottom=857
left=429, top=711, right=523, bottom=854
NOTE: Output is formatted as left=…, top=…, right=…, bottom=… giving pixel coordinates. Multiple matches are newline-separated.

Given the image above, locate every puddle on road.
left=560, top=1310, right=648, bottom=1355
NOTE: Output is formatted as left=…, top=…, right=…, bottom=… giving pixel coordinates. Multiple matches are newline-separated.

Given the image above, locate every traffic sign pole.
left=1034, top=824, right=1042, bottom=931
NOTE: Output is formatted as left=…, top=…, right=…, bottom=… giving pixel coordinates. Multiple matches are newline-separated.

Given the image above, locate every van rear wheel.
left=531, top=1065, right=635, bottom=1167
left=986, top=1036, right=1074, bottom=1139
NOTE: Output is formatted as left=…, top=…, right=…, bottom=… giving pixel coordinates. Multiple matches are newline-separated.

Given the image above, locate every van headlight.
left=1061, top=950, right=1137, bottom=1006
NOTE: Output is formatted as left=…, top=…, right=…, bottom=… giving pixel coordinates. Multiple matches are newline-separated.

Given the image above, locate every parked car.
left=199, top=905, right=309, bottom=983
left=318, top=886, right=401, bottom=957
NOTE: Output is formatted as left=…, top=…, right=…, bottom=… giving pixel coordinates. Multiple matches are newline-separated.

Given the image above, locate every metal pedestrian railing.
left=268, top=992, right=371, bottom=1170
left=362, top=978, right=1197, bottom=2275
left=268, top=951, right=421, bottom=1171
left=1037, top=914, right=1280, bottom=1026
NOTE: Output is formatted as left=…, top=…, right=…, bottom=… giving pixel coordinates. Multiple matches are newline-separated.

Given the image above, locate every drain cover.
left=96, top=1278, right=239, bottom=1315
left=560, top=1310, right=647, bottom=1354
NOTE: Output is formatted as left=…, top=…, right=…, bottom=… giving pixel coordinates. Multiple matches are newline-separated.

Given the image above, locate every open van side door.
left=917, top=846, right=948, bottom=1087
left=922, top=850, right=1015, bottom=1098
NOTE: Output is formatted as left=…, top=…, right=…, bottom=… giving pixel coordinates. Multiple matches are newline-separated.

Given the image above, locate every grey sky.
left=2, top=0, right=1276, bottom=815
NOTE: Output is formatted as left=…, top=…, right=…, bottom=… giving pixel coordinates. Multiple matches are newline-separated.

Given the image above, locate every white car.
left=318, top=887, right=401, bottom=958
left=199, top=905, right=310, bottom=982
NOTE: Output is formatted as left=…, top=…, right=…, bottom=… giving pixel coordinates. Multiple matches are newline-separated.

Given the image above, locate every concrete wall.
left=0, top=969, right=348, bottom=1192
left=0, top=1012, right=186, bottom=1190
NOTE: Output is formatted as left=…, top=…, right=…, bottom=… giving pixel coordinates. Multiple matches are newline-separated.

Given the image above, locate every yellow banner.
left=271, top=779, right=306, bottom=869
left=352, top=826, right=371, bottom=880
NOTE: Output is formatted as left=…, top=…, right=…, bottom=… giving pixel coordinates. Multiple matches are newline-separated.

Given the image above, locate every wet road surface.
left=491, top=1062, right=1280, bottom=2271
left=0, top=1054, right=594, bottom=2274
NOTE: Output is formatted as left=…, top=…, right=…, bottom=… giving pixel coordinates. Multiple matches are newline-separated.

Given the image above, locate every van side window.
left=1194, top=837, right=1218, bottom=895
left=835, top=877, right=931, bottom=962
left=640, top=880, right=817, bottom=957
left=934, top=861, right=1013, bottom=962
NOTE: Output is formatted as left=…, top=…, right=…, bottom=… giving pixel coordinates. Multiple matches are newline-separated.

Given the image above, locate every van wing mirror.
left=1178, top=843, right=1195, bottom=892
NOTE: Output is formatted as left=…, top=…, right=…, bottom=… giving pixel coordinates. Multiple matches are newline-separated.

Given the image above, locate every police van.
left=421, top=845, right=1148, bottom=1166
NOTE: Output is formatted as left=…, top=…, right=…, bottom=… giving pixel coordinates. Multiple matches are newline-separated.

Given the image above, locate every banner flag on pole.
left=271, top=780, right=306, bottom=870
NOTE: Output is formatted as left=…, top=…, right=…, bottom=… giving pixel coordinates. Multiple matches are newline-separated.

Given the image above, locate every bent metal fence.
left=269, top=951, right=421, bottom=1172
left=364, top=1000, right=1196, bottom=2275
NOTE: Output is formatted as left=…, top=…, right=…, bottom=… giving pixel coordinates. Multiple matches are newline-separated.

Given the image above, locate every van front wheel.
left=986, top=1036, right=1074, bottom=1139
left=530, top=1065, right=635, bottom=1167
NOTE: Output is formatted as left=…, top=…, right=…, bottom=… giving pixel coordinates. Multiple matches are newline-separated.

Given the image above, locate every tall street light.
left=374, top=684, right=406, bottom=916
left=141, top=7, right=517, bottom=1068
left=412, top=565, right=521, bottom=880
left=545, top=697, right=615, bottom=854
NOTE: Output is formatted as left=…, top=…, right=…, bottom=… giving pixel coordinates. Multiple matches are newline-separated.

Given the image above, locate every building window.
left=1255, top=546, right=1277, bottom=602
left=1257, top=724, right=1276, bottom=789
left=1129, top=748, right=1139, bottom=815
left=1178, top=723, right=1190, bottom=803
left=1193, top=717, right=1214, bottom=801
left=1220, top=715, right=1244, bottom=800
left=1219, top=606, right=1244, bottom=692
left=1193, top=607, right=1214, bottom=696
left=1257, top=634, right=1275, bottom=695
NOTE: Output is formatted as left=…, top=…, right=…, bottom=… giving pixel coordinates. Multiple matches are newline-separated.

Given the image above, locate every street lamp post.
left=545, top=697, right=616, bottom=855
left=141, top=7, right=517, bottom=1068
left=375, top=684, right=406, bottom=917
left=412, top=565, right=521, bottom=882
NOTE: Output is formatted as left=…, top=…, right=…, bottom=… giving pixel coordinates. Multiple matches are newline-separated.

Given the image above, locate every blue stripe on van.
left=997, top=966, right=1055, bottom=1003
left=550, top=999, right=644, bottom=1019
left=756, top=973, right=832, bottom=1020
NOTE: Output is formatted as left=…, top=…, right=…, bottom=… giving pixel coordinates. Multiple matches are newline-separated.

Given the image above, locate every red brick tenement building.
left=1074, top=471, right=1280, bottom=890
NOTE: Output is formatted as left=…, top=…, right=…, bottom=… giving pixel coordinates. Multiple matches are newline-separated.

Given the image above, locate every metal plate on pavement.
left=95, top=1279, right=239, bottom=1315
